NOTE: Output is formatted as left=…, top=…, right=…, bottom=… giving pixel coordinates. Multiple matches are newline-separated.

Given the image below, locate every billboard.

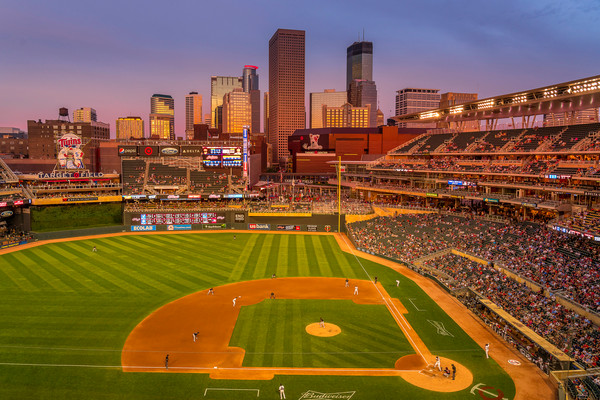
left=202, top=146, right=242, bottom=168
left=57, top=133, right=84, bottom=169
left=118, top=146, right=138, bottom=156
left=159, top=146, right=180, bottom=156
left=140, top=146, right=159, bottom=156
left=180, top=146, right=204, bottom=156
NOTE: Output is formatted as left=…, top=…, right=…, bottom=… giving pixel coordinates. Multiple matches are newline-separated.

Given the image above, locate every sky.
left=1, top=0, right=599, bottom=137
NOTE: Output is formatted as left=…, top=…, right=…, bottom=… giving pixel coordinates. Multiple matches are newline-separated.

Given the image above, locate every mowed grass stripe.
left=252, top=235, right=274, bottom=279
left=295, top=235, right=310, bottom=276
left=148, top=234, right=240, bottom=269
left=245, top=300, right=271, bottom=366
left=97, top=240, right=190, bottom=294
left=271, top=300, right=287, bottom=366
left=118, top=237, right=220, bottom=291
left=46, top=245, right=145, bottom=294
left=323, top=236, right=357, bottom=278
left=276, top=235, right=289, bottom=277
left=291, top=299, right=304, bottom=367
left=310, top=236, right=333, bottom=277
left=7, top=252, right=73, bottom=292
left=33, top=247, right=108, bottom=293
left=342, top=320, right=409, bottom=349
left=0, top=261, right=37, bottom=291
left=229, top=234, right=259, bottom=282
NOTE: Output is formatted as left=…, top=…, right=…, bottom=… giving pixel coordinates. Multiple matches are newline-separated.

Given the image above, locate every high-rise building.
left=268, top=28, right=305, bottom=163
left=73, top=107, right=97, bottom=123
left=185, top=92, right=203, bottom=140
left=376, top=109, right=384, bottom=127
left=203, top=113, right=211, bottom=125
left=242, top=65, right=261, bottom=134
left=348, top=80, right=378, bottom=127
left=323, top=103, right=370, bottom=128
left=310, top=90, right=347, bottom=128
left=210, top=76, right=242, bottom=129
left=395, top=88, right=440, bottom=128
left=150, top=94, right=174, bottom=139
left=116, top=117, right=144, bottom=140
left=264, top=92, right=269, bottom=136
left=346, top=41, right=373, bottom=91
left=222, top=88, right=251, bottom=134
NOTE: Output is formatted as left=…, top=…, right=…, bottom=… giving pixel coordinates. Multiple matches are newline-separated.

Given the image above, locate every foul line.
left=338, top=234, right=429, bottom=364
left=408, top=298, right=426, bottom=311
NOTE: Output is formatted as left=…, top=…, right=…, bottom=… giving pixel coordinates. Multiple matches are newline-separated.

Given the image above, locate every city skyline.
left=2, top=1, right=600, bottom=137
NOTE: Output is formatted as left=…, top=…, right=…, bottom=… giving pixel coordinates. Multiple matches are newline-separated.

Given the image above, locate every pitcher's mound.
left=306, top=323, right=341, bottom=337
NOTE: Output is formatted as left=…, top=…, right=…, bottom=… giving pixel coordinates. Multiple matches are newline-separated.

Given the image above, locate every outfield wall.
left=123, top=211, right=344, bottom=233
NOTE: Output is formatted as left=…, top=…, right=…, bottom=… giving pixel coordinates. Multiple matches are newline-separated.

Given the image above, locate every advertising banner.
left=118, top=146, right=138, bottom=156
left=131, top=225, right=156, bottom=231
left=166, top=224, right=191, bottom=230
left=249, top=223, right=270, bottom=230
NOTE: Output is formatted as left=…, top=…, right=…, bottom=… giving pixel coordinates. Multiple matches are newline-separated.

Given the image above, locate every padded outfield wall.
left=124, top=211, right=344, bottom=233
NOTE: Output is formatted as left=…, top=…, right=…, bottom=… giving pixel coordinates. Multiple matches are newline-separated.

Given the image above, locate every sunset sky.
left=1, top=0, right=599, bottom=136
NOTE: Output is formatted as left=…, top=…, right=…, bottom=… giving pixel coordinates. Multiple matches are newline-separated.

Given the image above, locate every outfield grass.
left=0, top=233, right=516, bottom=399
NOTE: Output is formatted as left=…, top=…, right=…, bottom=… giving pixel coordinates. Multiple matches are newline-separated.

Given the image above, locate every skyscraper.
left=310, top=90, right=347, bottom=128
left=269, top=28, right=305, bottom=163
left=185, top=92, right=203, bottom=140
left=346, top=41, right=373, bottom=91
left=116, top=117, right=144, bottom=139
left=222, top=88, right=251, bottom=134
left=264, top=92, right=269, bottom=136
left=150, top=94, right=174, bottom=139
left=348, top=80, right=378, bottom=127
left=395, top=88, right=440, bottom=128
left=73, top=107, right=97, bottom=123
left=242, top=65, right=261, bottom=134
left=210, top=76, right=242, bottom=129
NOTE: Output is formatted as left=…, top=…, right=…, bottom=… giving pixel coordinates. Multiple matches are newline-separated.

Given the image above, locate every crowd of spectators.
left=370, top=157, right=597, bottom=177
left=423, top=253, right=599, bottom=369
left=348, top=213, right=600, bottom=311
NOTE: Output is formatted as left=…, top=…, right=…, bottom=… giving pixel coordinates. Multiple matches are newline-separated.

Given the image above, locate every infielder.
left=345, top=278, right=349, bottom=287
left=232, top=297, right=237, bottom=307
left=279, top=383, right=286, bottom=399
left=353, top=286, right=358, bottom=295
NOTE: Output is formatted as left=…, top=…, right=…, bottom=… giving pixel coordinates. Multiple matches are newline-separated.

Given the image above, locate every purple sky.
left=2, top=0, right=599, bottom=137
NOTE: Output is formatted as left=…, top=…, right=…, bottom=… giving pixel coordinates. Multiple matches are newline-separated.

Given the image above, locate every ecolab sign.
left=131, top=225, right=156, bottom=231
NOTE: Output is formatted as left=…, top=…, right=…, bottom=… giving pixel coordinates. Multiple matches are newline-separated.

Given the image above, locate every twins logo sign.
left=57, top=133, right=84, bottom=169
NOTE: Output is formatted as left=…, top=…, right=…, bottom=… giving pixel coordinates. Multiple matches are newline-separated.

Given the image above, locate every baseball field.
left=0, top=232, right=554, bottom=399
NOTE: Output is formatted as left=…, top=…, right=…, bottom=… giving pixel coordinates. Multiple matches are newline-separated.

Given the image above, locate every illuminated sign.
left=57, top=133, right=84, bottom=169
left=160, top=147, right=179, bottom=155
left=243, top=127, right=249, bottom=181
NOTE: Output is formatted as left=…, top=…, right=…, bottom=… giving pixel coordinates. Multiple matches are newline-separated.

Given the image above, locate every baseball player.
left=232, top=297, right=237, bottom=307
left=396, top=280, right=400, bottom=287
left=278, top=383, right=286, bottom=399
left=485, top=343, right=490, bottom=358
left=353, top=286, right=358, bottom=295
left=433, top=356, right=441, bottom=371
left=165, top=354, right=169, bottom=370
left=345, top=278, right=349, bottom=287
left=319, top=317, right=325, bottom=328
left=193, top=332, right=199, bottom=342
left=207, top=288, right=214, bottom=295
left=92, top=246, right=97, bottom=252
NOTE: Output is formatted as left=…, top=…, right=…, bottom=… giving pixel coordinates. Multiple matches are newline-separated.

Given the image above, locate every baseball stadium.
left=1, top=75, right=600, bottom=400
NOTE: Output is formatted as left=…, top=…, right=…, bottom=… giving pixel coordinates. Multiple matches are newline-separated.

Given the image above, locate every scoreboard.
left=140, top=212, right=226, bottom=225
left=202, top=146, right=242, bottom=168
